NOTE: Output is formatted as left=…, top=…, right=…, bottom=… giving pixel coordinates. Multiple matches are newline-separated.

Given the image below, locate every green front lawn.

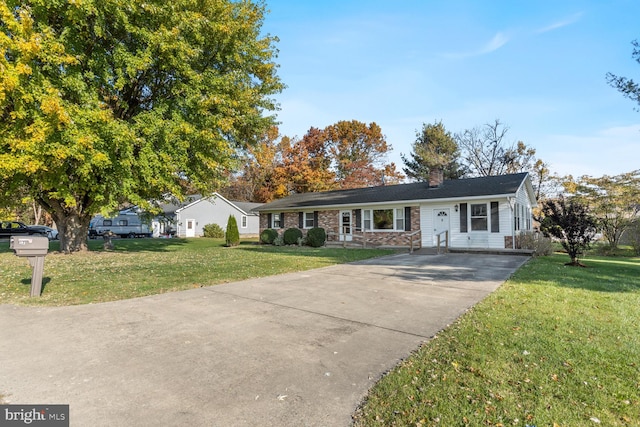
left=0, top=238, right=394, bottom=306
left=354, top=253, right=640, bottom=427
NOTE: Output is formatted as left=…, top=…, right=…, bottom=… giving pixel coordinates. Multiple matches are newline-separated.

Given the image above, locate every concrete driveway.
left=0, top=252, right=529, bottom=426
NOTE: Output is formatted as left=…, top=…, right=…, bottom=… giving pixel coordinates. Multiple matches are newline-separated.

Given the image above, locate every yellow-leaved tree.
left=0, top=0, right=283, bottom=252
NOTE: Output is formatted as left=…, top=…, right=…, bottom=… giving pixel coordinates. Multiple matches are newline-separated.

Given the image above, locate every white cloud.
left=443, top=32, right=510, bottom=59
left=479, top=32, right=510, bottom=54
left=535, top=12, right=583, bottom=34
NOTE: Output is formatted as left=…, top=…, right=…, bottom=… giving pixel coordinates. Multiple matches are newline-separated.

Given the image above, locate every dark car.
left=0, top=221, right=49, bottom=239
left=31, top=225, right=59, bottom=240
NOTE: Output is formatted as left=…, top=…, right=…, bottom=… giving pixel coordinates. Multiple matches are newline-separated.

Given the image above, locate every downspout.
left=508, top=197, right=516, bottom=249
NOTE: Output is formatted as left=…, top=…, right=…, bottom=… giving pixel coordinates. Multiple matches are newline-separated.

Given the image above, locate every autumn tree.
left=539, top=197, right=598, bottom=266
left=227, top=121, right=403, bottom=201
left=0, top=0, right=283, bottom=252
left=607, top=39, right=640, bottom=110
left=276, top=127, right=337, bottom=194
left=323, top=120, right=401, bottom=189
left=221, top=126, right=287, bottom=203
left=401, top=121, right=464, bottom=182
left=564, top=171, right=640, bottom=249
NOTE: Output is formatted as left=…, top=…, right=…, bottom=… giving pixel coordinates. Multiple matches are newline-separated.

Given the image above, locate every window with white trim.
left=241, top=215, right=247, bottom=228
left=373, top=209, right=393, bottom=230
left=304, top=212, right=315, bottom=228
left=363, top=210, right=371, bottom=230
left=470, top=203, right=488, bottom=231
left=272, top=213, right=281, bottom=228
left=395, top=208, right=405, bottom=231
left=361, top=208, right=405, bottom=231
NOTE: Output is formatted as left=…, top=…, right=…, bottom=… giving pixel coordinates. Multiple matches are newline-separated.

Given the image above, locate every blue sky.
left=261, top=0, right=640, bottom=178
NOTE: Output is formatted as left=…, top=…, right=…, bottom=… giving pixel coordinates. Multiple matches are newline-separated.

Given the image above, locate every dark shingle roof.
left=234, top=201, right=263, bottom=215
left=257, top=173, right=529, bottom=211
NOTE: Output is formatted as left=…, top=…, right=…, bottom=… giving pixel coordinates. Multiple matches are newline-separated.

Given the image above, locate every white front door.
left=433, top=209, right=450, bottom=245
left=186, top=219, right=196, bottom=237
left=340, top=210, right=352, bottom=241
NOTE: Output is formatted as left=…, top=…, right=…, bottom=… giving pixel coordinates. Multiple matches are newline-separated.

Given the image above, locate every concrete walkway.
left=0, top=252, right=529, bottom=426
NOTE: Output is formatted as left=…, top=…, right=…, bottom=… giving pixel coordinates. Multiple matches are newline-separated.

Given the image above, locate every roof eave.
left=256, top=193, right=520, bottom=212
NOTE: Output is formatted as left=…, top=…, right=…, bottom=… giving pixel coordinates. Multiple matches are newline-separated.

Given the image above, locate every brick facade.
left=259, top=206, right=422, bottom=248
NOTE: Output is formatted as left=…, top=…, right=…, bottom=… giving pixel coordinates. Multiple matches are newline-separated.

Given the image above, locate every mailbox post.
left=9, top=235, right=50, bottom=297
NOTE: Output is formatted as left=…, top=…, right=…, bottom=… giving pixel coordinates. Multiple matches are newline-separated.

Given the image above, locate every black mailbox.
left=9, top=235, right=49, bottom=297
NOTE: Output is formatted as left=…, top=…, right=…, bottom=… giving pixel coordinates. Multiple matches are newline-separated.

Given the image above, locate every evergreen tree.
left=225, top=215, right=240, bottom=247
left=401, top=121, right=464, bottom=182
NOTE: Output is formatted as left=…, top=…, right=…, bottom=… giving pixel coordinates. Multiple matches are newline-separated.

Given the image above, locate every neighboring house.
left=157, top=193, right=262, bottom=238
left=256, top=171, right=537, bottom=250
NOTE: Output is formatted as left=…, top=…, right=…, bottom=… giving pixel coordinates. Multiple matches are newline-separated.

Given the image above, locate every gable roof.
left=155, top=194, right=262, bottom=216
left=178, top=193, right=265, bottom=216
left=257, top=173, right=533, bottom=211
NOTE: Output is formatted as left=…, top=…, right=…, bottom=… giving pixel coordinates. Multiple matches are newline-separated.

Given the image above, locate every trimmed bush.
left=283, top=227, right=303, bottom=245
left=260, top=228, right=278, bottom=244
left=306, top=227, right=326, bottom=248
left=202, top=223, right=225, bottom=238
left=225, top=215, right=240, bottom=247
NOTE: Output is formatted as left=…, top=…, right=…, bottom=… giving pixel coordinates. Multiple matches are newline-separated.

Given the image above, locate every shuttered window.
left=491, top=202, right=499, bottom=233
left=459, top=203, right=468, bottom=233
left=404, top=207, right=412, bottom=231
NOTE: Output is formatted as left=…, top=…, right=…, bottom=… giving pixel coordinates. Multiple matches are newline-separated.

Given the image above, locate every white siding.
left=420, top=203, right=456, bottom=247
left=513, top=182, right=535, bottom=235
left=421, top=198, right=518, bottom=249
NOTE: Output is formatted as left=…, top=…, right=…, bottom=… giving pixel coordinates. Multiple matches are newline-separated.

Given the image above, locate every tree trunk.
left=32, top=201, right=43, bottom=225
left=55, top=213, right=91, bottom=253
left=38, top=198, right=93, bottom=253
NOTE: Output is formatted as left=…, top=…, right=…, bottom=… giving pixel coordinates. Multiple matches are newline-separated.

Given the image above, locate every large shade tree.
left=455, top=119, right=540, bottom=177
left=221, top=126, right=288, bottom=203
left=225, top=120, right=403, bottom=200
left=323, top=120, right=402, bottom=189
left=276, top=127, right=337, bottom=194
left=455, top=119, right=552, bottom=201
left=0, top=0, right=283, bottom=252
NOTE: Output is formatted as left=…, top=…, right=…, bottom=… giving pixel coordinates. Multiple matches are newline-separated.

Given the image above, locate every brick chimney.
left=429, top=168, right=444, bottom=188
